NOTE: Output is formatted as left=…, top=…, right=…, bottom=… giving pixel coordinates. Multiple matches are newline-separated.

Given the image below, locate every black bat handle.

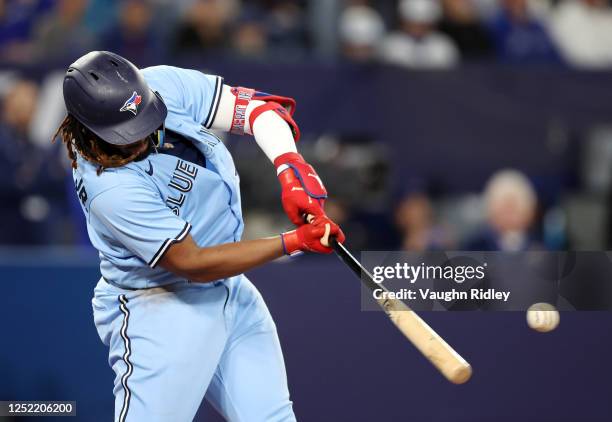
left=330, top=237, right=360, bottom=278
left=302, top=215, right=378, bottom=290
left=329, top=237, right=382, bottom=293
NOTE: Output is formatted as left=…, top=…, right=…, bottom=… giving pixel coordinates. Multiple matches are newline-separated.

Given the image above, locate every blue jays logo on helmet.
left=119, top=91, right=142, bottom=115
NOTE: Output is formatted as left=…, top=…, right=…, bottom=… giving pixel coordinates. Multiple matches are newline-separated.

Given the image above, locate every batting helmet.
left=62, top=51, right=167, bottom=145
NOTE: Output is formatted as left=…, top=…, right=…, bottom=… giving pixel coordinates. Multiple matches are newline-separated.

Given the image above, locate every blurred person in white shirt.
left=339, top=5, right=386, bottom=62
left=379, top=0, right=460, bottom=69
left=549, top=0, right=612, bottom=69
left=464, top=170, right=539, bottom=251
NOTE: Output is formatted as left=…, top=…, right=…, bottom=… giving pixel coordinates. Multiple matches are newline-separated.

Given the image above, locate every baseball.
left=526, top=303, right=560, bottom=333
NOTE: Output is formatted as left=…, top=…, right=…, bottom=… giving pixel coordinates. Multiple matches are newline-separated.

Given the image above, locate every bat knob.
left=448, top=364, right=472, bottom=385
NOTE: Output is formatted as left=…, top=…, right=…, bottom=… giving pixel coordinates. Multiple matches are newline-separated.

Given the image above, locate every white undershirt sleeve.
left=210, top=85, right=234, bottom=132
left=211, top=84, right=297, bottom=163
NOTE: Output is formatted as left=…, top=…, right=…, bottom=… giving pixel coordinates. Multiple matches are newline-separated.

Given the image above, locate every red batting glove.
left=274, top=152, right=327, bottom=226
left=281, top=215, right=346, bottom=255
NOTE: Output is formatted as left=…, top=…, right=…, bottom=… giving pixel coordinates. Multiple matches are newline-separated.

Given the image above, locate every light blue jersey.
left=85, top=65, right=296, bottom=421
left=75, top=66, right=242, bottom=289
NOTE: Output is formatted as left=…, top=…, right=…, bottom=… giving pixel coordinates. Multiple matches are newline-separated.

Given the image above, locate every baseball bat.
left=329, top=237, right=472, bottom=384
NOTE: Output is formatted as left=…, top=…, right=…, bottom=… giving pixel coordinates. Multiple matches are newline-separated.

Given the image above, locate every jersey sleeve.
left=90, top=183, right=192, bottom=268
left=141, top=65, right=223, bottom=129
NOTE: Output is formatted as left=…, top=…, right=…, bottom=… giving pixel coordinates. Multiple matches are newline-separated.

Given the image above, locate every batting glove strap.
left=274, top=152, right=327, bottom=199
left=280, top=230, right=304, bottom=256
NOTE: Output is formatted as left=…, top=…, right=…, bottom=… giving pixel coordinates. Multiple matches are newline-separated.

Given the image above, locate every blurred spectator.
left=439, top=0, right=494, bottom=59
left=2, top=81, right=37, bottom=139
left=379, top=0, right=460, bottom=69
left=28, top=72, right=67, bottom=148
left=264, top=0, right=310, bottom=59
left=0, top=80, right=67, bottom=244
left=83, top=0, right=117, bottom=35
left=395, top=193, right=454, bottom=251
left=101, top=0, right=162, bottom=66
left=471, top=0, right=500, bottom=18
left=230, top=10, right=269, bottom=59
left=171, top=0, right=236, bottom=58
left=464, top=170, right=539, bottom=251
left=31, top=0, right=93, bottom=62
left=339, top=5, right=386, bottom=62
left=549, top=0, right=612, bottom=69
left=0, top=0, right=54, bottom=63
left=487, top=0, right=560, bottom=64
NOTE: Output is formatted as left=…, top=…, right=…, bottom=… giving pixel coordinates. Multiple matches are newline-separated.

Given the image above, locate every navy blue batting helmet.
left=62, top=51, right=167, bottom=145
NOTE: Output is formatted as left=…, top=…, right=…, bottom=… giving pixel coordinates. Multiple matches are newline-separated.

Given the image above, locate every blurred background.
left=2, top=0, right=612, bottom=252
left=2, top=1, right=612, bottom=421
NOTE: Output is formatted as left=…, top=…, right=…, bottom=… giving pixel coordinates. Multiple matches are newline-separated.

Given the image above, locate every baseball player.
left=53, top=51, right=345, bottom=421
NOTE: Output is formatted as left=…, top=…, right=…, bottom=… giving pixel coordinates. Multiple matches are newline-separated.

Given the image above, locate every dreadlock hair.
left=53, top=114, right=151, bottom=175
